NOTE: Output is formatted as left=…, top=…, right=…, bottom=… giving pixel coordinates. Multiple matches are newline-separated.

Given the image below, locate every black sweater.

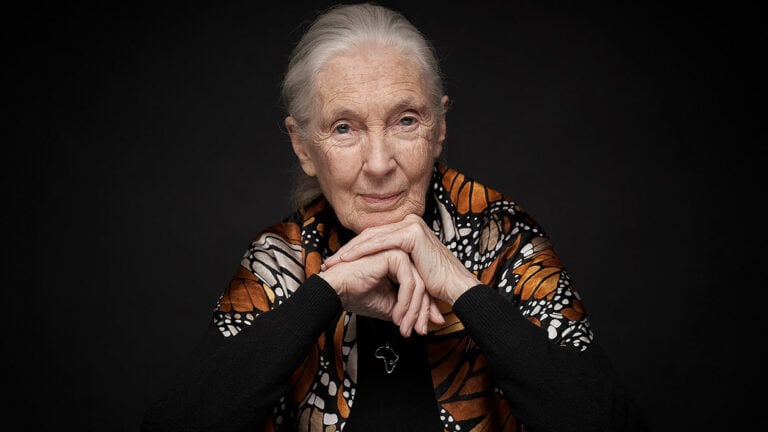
left=141, top=275, right=647, bottom=432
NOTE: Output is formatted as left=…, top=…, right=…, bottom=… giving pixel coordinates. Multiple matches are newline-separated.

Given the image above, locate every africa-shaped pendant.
left=374, top=342, right=399, bottom=374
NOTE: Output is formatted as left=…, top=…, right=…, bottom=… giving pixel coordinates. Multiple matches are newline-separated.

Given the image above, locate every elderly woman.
left=142, top=3, right=646, bottom=432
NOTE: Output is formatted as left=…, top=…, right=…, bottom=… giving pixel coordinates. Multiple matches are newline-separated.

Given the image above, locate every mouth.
left=359, top=192, right=403, bottom=207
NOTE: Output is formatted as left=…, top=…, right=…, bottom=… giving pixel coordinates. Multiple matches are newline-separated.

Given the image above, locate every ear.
left=432, top=95, right=449, bottom=158
left=285, top=116, right=317, bottom=177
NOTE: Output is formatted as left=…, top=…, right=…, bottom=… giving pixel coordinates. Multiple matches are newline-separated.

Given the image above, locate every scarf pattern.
left=213, top=163, right=593, bottom=431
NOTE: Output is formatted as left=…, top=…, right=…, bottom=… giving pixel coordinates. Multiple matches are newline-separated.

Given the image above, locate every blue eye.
left=399, top=116, right=415, bottom=126
left=335, top=123, right=350, bottom=134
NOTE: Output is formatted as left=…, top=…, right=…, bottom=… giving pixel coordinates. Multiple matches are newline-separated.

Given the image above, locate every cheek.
left=313, top=149, right=359, bottom=188
left=402, top=140, right=438, bottom=174
left=309, top=144, right=342, bottom=173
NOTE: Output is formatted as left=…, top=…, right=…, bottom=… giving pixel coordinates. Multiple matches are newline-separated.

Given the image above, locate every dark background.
left=4, top=0, right=762, bottom=430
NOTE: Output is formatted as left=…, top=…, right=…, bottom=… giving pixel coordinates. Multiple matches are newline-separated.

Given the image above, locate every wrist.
left=446, top=275, right=480, bottom=305
left=317, top=270, right=344, bottom=296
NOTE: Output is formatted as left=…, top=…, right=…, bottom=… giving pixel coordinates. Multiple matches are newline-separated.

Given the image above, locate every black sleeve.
left=140, top=274, right=342, bottom=432
left=453, top=284, right=648, bottom=432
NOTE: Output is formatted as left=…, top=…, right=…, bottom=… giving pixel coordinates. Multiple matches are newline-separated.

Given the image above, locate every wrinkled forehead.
left=312, top=45, right=431, bottom=113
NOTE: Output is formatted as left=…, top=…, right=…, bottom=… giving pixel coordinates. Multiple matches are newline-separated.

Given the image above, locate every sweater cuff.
left=453, top=284, right=491, bottom=314
left=277, top=274, right=343, bottom=338
left=452, top=284, right=530, bottom=340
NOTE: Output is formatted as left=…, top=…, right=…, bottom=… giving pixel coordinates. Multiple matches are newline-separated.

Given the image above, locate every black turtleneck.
left=344, top=317, right=443, bottom=431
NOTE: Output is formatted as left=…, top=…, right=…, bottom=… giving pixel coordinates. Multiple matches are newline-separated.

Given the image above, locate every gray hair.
left=280, top=3, right=447, bottom=209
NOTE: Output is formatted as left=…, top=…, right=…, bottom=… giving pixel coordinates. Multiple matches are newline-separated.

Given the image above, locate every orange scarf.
left=218, top=163, right=585, bottom=431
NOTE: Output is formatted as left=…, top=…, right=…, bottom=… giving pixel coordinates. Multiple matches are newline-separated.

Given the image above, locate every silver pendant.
left=375, top=342, right=399, bottom=374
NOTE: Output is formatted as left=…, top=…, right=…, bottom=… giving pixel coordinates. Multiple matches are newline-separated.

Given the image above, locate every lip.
left=359, top=192, right=403, bottom=206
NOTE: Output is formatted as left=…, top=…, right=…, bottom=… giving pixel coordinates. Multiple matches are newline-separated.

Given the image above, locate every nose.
left=360, top=130, right=396, bottom=176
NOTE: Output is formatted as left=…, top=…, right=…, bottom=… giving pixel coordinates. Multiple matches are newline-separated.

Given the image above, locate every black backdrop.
left=4, top=0, right=762, bottom=430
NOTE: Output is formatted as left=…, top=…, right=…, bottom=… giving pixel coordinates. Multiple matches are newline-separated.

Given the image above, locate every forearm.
left=141, top=275, right=342, bottom=432
left=453, top=285, right=646, bottom=432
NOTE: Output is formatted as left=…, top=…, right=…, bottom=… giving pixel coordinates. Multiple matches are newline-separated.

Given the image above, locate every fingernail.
left=320, top=263, right=326, bottom=271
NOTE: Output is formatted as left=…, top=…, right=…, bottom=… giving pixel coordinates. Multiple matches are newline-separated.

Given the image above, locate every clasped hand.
left=319, top=214, right=480, bottom=337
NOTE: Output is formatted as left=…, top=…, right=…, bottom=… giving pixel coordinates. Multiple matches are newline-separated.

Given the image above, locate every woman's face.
left=287, top=46, right=447, bottom=234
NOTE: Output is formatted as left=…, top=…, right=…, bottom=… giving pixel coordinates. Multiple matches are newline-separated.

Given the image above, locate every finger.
left=397, top=264, right=426, bottom=337
left=389, top=251, right=414, bottom=329
left=428, top=297, right=445, bottom=325
left=414, top=291, right=431, bottom=335
left=323, top=222, right=411, bottom=268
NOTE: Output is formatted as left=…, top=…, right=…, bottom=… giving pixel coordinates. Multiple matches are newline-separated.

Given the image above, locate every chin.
left=348, top=208, right=423, bottom=233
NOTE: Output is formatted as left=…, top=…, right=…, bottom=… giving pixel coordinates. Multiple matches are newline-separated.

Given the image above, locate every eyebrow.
left=323, top=97, right=428, bottom=123
left=390, top=99, right=428, bottom=115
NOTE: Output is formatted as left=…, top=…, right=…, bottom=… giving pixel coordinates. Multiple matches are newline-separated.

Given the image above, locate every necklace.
left=375, top=342, right=399, bottom=374
left=360, top=316, right=400, bottom=374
